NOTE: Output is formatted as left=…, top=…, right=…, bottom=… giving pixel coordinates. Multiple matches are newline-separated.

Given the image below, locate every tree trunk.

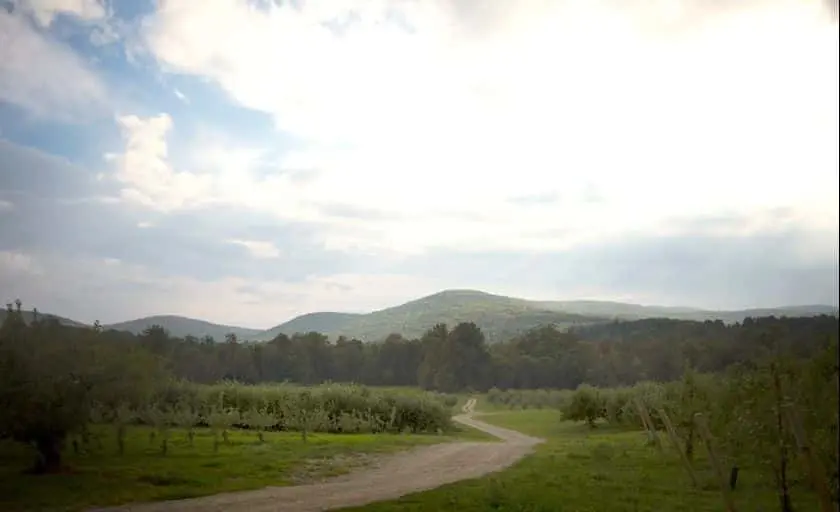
left=772, top=363, right=793, bottom=512
left=686, top=426, right=695, bottom=461
left=32, top=435, right=63, bottom=474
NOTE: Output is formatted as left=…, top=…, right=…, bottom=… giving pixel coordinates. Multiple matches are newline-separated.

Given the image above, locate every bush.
left=561, top=384, right=605, bottom=427
left=129, top=382, right=453, bottom=436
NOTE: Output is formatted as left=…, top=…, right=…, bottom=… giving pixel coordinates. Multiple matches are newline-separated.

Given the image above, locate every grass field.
left=0, top=425, right=462, bottom=512
left=341, top=409, right=823, bottom=512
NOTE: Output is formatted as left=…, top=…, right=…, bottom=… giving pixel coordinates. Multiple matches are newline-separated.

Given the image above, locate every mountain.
left=257, top=312, right=362, bottom=342
left=0, top=308, right=87, bottom=328
left=5, top=290, right=835, bottom=343
left=533, top=300, right=839, bottom=323
left=259, top=290, right=837, bottom=343
left=531, top=300, right=703, bottom=318
left=256, top=290, right=606, bottom=343
left=104, top=315, right=262, bottom=341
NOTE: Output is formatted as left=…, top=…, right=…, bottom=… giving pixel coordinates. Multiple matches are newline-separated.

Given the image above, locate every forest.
left=64, top=310, right=838, bottom=392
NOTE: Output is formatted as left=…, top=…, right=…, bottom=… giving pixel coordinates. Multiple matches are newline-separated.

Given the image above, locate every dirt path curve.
left=92, top=399, right=542, bottom=512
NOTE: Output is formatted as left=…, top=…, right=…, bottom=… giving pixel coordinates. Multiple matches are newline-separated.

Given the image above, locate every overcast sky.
left=1, top=0, right=838, bottom=328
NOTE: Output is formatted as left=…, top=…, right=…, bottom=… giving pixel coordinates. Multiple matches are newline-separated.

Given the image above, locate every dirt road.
left=92, top=399, right=542, bottom=512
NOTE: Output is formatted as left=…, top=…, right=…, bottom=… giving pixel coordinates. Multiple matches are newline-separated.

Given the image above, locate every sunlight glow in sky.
left=1, top=0, right=838, bottom=327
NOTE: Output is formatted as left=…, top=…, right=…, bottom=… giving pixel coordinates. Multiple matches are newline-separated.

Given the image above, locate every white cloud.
left=173, top=88, right=189, bottom=103
left=134, top=0, right=838, bottom=255
left=227, top=239, right=282, bottom=259
left=15, top=0, right=106, bottom=27
left=0, top=199, right=14, bottom=211
left=0, top=250, right=42, bottom=277
left=105, top=114, right=215, bottom=211
left=0, top=10, right=108, bottom=121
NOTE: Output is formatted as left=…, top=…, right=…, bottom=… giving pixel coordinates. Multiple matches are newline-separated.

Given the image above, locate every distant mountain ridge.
left=254, top=290, right=837, bottom=343
left=527, top=299, right=839, bottom=324
left=103, top=315, right=263, bottom=341
left=0, top=309, right=87, bottom=328
left=253, top=290, right=604, bottom=343
left=5, top=289, right=836, bottom=343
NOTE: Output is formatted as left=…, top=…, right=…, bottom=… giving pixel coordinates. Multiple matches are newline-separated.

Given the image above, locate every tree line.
left=143, top=315, right=838, bottom=392
left=18, top=302, right=837, bottom=393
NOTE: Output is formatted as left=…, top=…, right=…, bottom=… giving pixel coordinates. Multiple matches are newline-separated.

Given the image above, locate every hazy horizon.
left=13, top=288, right=839, bottom=330
left=2, top=0, right=838, bottom=328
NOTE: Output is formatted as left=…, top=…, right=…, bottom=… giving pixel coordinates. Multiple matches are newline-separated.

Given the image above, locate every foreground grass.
left=342, top=409, right=823, bottom=512
left=0, top=426, right=453, bottom=512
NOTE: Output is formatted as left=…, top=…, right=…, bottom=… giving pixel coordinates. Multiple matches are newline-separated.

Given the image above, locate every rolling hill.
left=0, top=308, right=87, bottom=328
left=103, top=315, right=262, bottom=341
left=258, top=290, right=837, bottom=343
left=531, top=300, right=839, bottom=323
left=256, top=290, right=609, bottom=342
left=4, top=290, right=835, bottom=343
left=256, top=312, right=363, bottom=342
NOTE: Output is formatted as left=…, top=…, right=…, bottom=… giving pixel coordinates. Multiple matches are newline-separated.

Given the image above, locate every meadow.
left=346, top=346, right=838, bottom=512
left=341, top=409, right=825, bottom=512
left=0, top=382, right=467, bottom=511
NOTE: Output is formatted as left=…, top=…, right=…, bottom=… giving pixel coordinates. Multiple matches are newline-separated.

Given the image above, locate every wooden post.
left=656, top=407, right=699, bottom=488
left=634, top=398, right=662, bottom=452
left=694, top=413, right=737, bottom=512
left=781, top=403, right=835, bottom=512
left=637, top=401, right=651, bottom=431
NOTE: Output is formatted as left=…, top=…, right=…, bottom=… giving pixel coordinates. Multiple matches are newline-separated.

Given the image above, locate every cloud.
left=2, top=137, right=836, bottom=325
left=133, top=0, right=838, bottom=256
left=398, top=224, right=839, bottom=310
left=2, top=1, right=837, bottom=326
left=14, top=0, right=107, bottom=27
left=0, top=9, right=108, bottom=121
left=173, top=88, right=188, bottom=103
left=0, top=250, right=41, bottom=276
left=227, top=239, right=282, bottom=259
left=106, top=113, right=215, bottom=210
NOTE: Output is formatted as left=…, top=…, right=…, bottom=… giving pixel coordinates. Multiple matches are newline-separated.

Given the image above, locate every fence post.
left=694, top=413, right=737, bottom=512
left=781, top=402, right=835, bottom=512
left=634, top=398, right=662, bottom=453
left=656, top=407, right=699, bottom=488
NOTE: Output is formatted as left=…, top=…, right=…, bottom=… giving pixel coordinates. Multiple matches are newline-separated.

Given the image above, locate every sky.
left=0, top=0, right=838, bottom=329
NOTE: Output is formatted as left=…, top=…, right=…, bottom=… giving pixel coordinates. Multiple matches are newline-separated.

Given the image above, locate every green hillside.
left=9, top=290, right=836, bottom=343
left=256, top=312, right=362, bottom=341
left=104, top=315, right=262, bottom=341
left=258, top=290, right=605, bottom=342
left=259, top=290, right=837, bottom=343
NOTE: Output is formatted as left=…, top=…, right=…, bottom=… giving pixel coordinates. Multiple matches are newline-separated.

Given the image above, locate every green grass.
left=0, top=425, right=458, bottom=512
left=341, top=409, right=824, bottom=512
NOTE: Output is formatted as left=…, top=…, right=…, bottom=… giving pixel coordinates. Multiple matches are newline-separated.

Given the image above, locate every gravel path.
left=91, top=399, right=543, bottom=512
